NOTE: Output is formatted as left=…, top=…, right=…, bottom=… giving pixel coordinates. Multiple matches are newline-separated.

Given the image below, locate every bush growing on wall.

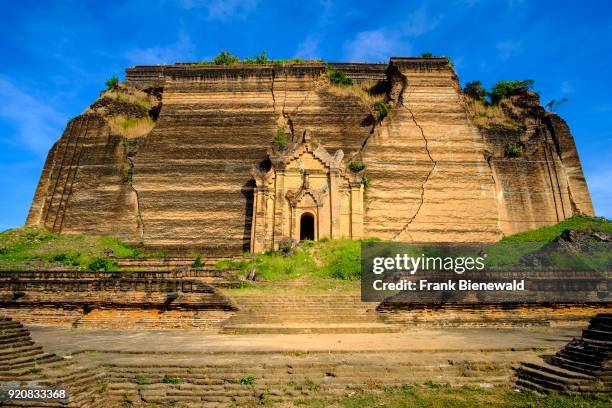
left=326, top=67, right=353, bottom=86
left=490, top=79, right=535, bottom=104
left=504, top=142, right=524, bottom=158
left=214, top=51, right=239, bottom=65
left=105, top=76, right=119, bottom=90
left=348, top=160, right=367, bottom=172
left=463, top=81, right=487, bottom=102
left=373, top=101, right=391, bottom=120
left=273, top=128, right=288, bottom=148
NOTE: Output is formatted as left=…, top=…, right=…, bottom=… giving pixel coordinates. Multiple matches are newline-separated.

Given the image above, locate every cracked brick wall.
left=27, top=59, right=594, bottom=253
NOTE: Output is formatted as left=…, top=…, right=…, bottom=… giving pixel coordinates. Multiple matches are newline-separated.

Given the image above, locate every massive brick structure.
left=26, top=57, right=594, bottom=255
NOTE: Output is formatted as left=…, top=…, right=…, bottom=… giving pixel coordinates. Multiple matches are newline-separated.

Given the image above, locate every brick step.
left=578, top=337, right=612, bottom=351
left=557, top=346, right=609, bottom=365
left=0, top=346, right=45, bottom=362
left=551, top=355, right=604, bottom=376
left=382, top=319, right=551, bottom=328
left=0, top=333, right=33, bottom=345
left=0, top=344, right=43, bottom=356
left=0, top=321, right=24, bottom=330
left=226, top=316, right=379, bottom=322
left=220, top=323, right=402, bottom=334
left=520, top=361, right=595, bottom=381
left=0, top=327, right=31, bottom=337
left=0, top=339, right=36, bottom=349
left=516, top=365, right=598, bottom=394
left=581, top=328, right=612, bottom=342
left=0, top=353, right=65, bottom=372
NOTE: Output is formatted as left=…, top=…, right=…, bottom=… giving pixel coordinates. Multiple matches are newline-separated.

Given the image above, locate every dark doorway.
left=300, top=213, right=315, bottom=241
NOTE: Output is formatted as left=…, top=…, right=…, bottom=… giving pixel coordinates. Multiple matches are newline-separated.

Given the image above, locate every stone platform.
left=19, top=323, right=582, bottom=407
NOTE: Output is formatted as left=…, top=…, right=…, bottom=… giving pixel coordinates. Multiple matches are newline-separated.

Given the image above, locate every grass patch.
left=87, top=258, right=118, bottom=271
left=216, top=239, right=364, bottom=283
left=162, top=375, right=182, bottom=384
left=239, top=374, right=256, bottom=385
left=0, top=227, right=139, bottom=270
left=466, top=98, right=522, bottom=130
left=326, top=79, right=388, bottom=115
left=501, top=215, right=612, bottom=242
left=198, top=50, right=321, bottom=65
left=108, top=115, right=154, bottom=138
left=300, top=384, right=612, bottom=407
left=97, top=88, right=155, bottom=111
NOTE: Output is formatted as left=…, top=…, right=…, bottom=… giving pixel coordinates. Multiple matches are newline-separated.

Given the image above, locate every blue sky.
left=1, top=0, right=611, bottom=230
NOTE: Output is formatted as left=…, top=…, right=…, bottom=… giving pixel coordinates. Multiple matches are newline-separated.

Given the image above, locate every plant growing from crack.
left=348, top=160, right=367, bottom=172
left=373, top=101, right=391, bottom=121
left=273, top=128, right=288, bottom=149
left=504, top=142, right=524, bottom=158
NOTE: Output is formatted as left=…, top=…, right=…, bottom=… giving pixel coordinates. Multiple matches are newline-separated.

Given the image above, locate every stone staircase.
left=516, top=313, right=611, bottom=394
left=0, top=317, right=107, bottom=407
left=221, top=295, right=401, bottom=334
left=114, top=256, right=236, bottom=271
left=102, top=351, right=514, bottom=407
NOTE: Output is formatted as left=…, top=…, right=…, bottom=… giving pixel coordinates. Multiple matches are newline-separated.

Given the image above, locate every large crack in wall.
left=392, top=103, right=437, bottom=240
left=391, top=71, right=437, bottom=241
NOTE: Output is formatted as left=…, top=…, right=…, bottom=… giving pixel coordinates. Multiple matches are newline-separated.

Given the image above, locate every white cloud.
left=179, top=0, right=259, bottom=20
left=496, top=40, right=523, bottom=61
left=400, top=7, right=442, bottom=37
left=124, top=31, right=195, bottom=65
left=344, top=29, right=407, bottom=62
left=295, top=35, right=321, bottom=60
left=0, top=77, right=66, bottom=157
left=343, top=6, right=439, bottom=62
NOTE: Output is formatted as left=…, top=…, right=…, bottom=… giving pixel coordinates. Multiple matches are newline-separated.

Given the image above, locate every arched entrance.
left=299, top=213, right=315, bottom=241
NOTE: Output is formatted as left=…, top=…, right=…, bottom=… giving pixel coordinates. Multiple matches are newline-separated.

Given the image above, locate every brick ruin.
left=25, top=57, right=594, bottom=256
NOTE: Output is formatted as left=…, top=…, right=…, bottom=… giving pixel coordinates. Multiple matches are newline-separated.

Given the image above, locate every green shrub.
left=214, top=50, right=239, bottom=65
left=504, top=142, right=524, bottom=158
left=463, top=81, right=487, bottom=102
left=242, top=51, right=268, bottom=64
left=162, top=375, right=182, bottom=384
left=421, top=52, right=433, bottom=58
left=273, top=128, right=288, bottom=149
left=105, top=76, right=119, bottom=90
left=87, top=258, right=118, bottom=271
left=326, top=67, right=353, bottom=86
left=373, top=101, right=391, bottom=120
left=490, top=79, right=535, bottom=104
left=239, top=374, right=256, bottom=385
left=362, top=173, right=370, bottom=188
left=348, top=160, right=367, bottom=172
left=191, top=256, right=202, bottom=269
